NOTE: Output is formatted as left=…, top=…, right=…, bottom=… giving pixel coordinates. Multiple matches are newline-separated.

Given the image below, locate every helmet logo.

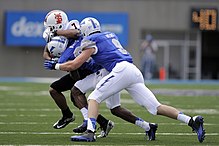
left=54, top=13, right=62, bottom=24
left=50, top=46, right=55, bottom=52
left=89, top=19, right=97, bottom=28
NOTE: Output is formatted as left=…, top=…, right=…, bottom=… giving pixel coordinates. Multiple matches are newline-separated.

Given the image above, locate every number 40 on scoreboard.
left=191, top=8, right=218, bottom=31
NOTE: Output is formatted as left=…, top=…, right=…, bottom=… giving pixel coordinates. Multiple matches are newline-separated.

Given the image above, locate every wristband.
left=55, top=63, right=61, bottom=70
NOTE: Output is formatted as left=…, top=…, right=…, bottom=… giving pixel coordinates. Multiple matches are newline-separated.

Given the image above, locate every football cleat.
left=71, top=130, right=96, bottom=142
left=97, top=120, right=114, bottom=138
left=145, top=123, right=158, bottom=141
left=73, top=120, right=87, bottom=133
left=190, top=116, right=205, bottom=143
left=53, top=114, right=75, bottom=129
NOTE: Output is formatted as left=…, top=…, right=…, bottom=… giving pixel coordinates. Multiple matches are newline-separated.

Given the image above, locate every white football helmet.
left=47, top=36, right=68, bottom=57
left=80, top=17, right=101, bottom=37
left=44, top=10, right=69, bottom=31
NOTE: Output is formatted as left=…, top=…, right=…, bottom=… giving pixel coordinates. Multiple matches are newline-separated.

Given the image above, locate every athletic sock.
left=87, top=118, right=96, bottom=132
left=135, top=117, right=150, bottom=131
left=80, top=107, right=88, bottom=120
left=177, top=112, right=191, bottom=124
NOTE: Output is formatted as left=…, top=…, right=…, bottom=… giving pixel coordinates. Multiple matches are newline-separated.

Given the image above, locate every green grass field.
left=0, top=82, right=219, bottom=145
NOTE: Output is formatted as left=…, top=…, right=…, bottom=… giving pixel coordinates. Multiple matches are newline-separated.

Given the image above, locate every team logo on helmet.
left=54, top=13, right=62, bottom=24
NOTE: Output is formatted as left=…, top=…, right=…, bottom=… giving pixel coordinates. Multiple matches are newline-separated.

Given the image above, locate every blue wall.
left=5, top=11, right=129, bottom=46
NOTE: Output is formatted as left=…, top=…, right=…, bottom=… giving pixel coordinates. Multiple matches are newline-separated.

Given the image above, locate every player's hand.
left=44, top=60, right=57, bottom=70
left=43, top=28, right=56, bottom=43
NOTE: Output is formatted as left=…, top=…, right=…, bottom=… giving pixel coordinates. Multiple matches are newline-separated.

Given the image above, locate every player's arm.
left=43, top=45, right=52, bottom=60
left=56, top=48, right=95, bottom=71
left=56, top=29, right=80, bottom=39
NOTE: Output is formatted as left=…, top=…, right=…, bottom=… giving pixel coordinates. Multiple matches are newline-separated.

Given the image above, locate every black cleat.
left=146, top=123, right=158, bottom=141
left=53, top=114, right=75, bottom=129
left=190, top=116, right=205, bottom=143
left=97, top=120, right=114, bottom=138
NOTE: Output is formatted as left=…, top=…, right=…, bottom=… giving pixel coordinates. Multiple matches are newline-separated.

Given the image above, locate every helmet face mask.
left=80, top=17, right=101, bottom=37
left=44, top=10, right=69, bottom=31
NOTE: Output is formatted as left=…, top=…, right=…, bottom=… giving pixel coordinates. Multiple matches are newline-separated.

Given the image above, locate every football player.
left=44, top=10, right=159, bottom=139
left=45, top=35, right=158, bottom=139
left=45, top=17, right=205, bottom=143
left=42, top=10, right=114, bottom=136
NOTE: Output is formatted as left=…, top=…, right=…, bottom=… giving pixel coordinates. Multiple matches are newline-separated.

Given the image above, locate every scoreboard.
left=191, top=8, right=218, bottom=31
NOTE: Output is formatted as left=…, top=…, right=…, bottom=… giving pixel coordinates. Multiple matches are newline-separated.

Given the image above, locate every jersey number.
left=71, top=23, right=77, bottom=29
left=112, top=39, right=128, bottom=54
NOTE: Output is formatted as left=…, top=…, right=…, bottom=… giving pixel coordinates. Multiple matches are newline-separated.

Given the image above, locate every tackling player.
left=44, top=17, right=205, bottom=143
left=45, top=35, right=159, bottom=140
left=44, top=10, right=159, bottom=139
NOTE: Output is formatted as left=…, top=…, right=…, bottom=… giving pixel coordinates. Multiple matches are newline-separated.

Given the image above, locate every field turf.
left=0, top=82, right=218, bottom=145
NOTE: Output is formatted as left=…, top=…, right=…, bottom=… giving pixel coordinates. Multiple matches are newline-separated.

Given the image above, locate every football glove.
left=44, top=60, right=57, bottom=70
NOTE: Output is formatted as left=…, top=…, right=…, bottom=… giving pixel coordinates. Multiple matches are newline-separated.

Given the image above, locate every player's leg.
left=127, top=81, right=205, bottom=143
left=107, top=92, right=157, bottom=140
left=111, top=106, right=135, bottom=123
left=71, top=70, right=114, bottom=135
left=122, top=62, right=205, bottom=142
left=71, top=63, right=136, bottom=141
left=70, top=86, right=88, bottom=133
left=50, top=73, right=76, bottom=129
left=157, top=105, right=205, bottom=142
left=110, top=106, right=157, bottom=140
left=70, top=62, right=157, bottom=141
left=70, top=68, right=93, bottom=132
left=134, top=83, right=205, bottom=143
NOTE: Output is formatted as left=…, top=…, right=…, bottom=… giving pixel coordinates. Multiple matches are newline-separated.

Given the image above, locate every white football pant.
left=88, top=61, right=161, bottom=115
left=74, top=68, right=121, bottom=109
